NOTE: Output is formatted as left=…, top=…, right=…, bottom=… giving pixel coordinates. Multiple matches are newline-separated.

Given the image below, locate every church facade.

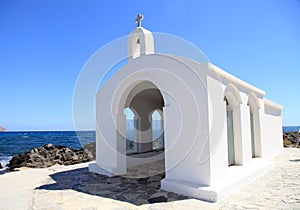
left=89, top=16, right=283, bottom=202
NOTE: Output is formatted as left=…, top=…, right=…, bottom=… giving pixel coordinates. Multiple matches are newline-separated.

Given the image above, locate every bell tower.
left=128, top=14, right=154, bottom=60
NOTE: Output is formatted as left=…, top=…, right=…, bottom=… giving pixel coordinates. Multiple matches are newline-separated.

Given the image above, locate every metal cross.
left=135, top=13, right=144, bottom=27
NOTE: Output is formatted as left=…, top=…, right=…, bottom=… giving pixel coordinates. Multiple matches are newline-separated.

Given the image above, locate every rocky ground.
left=283, top=132, right=300, bottom=148
left=7, top=143, right=96, bottom=170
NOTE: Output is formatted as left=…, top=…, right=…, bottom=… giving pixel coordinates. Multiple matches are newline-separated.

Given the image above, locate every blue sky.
left=0, top=0, right=299, bottom=131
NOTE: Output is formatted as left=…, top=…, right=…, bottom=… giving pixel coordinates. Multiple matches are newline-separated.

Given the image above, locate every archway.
left=225, top=97, right=235, bottom=165
left=131, top=34, right=140, bottom=59
left=248, top=93, right=262, bottom=158
left=224, top=84, right=243, bottom=166
left=250, top=108, right=255, bottom=157
left=123, top=81, right=165, bottom=170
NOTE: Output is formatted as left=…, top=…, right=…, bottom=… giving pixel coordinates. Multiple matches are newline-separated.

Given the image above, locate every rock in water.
left=8, top=144, right=95, bottom=170
left=0, top=163, right=2, bottom=169
left=83, top=142, right=96, bottom=160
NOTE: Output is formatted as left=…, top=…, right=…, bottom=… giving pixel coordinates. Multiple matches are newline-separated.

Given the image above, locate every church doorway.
left=124, top=81, right=165, bottom=173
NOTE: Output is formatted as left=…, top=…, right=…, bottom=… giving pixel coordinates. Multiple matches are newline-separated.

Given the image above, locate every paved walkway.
left=0, top=148, right=299, bottom=209
left=217, top=148, right=300, bottom=209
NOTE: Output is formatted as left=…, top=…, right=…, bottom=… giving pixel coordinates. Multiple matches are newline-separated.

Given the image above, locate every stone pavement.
left=0, top=148, right=299, bottom=209
left=217, top=148, right=300, bottom=209
left=34, top=161, right=188, bottom=206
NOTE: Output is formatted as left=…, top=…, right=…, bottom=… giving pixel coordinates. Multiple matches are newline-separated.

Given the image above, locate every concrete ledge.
left=89, top=162, right=113, bottom=176
left=127, top=151, right=164, bottom=168
left=161, top=178, right=218, bottom=202
left=161, top=159, right=273, bottom=202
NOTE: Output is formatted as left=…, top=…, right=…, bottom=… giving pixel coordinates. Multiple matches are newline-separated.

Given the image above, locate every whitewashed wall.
left=91, top=54, right=283, bottom=201
left=92, top=55, right=213, bottom=185
left=261, top=99, right=283, bottom=158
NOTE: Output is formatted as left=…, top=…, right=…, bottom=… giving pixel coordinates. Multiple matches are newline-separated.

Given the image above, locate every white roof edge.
left=129, top=26, right=152, bottom=35
left=264, top=98, right=284, bottom=110
left=207, top=63, right=265, bottom=96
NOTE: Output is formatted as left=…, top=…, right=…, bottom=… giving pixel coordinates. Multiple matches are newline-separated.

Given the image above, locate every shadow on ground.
left=0, top=168, right=10, bottom=175
left=36, top=167, right=188, bottom=205
left=289, top=159, right=300, bottom=162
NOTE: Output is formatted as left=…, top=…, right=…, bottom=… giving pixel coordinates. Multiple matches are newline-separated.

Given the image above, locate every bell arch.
left=127, top=27, right=154, bottom=59
left=131, top=34, right=141, bottom=59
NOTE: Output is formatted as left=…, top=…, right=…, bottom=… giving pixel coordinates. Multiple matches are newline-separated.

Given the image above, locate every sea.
left=282, top=126, right=300, bottom=133
left=0, top=131, right=95, bottom=168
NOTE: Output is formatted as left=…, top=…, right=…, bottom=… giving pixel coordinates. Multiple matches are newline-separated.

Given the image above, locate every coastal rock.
left=0, top=163, right=2, bottom=169
left=283, top=132, right=300, bottom=148
left=8, top=143, right=96, bottom=170
left=83, top=142, right=96, bottom=160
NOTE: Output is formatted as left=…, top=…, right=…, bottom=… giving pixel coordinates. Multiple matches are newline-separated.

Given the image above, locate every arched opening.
left=151, top=110, right=164, bottom=151
left=224, top=84, right=243, bottom=166
left=123, top=81, right=165, bottom=172
left=225, top=97, right=235, bottom=165
left=249, top=107, right=255, bottom=158
left=248, top=94, right=262, bottom=158
left=124, top=108, right=138, bottom=154
left=132, top=34, right=141, bottom=59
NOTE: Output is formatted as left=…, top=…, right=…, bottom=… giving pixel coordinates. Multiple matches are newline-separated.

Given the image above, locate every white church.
left=89, top=14, right=283, bottom=202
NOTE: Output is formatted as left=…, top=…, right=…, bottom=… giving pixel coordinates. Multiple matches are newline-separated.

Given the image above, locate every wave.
left=0, top=155, right=12, bottom=168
